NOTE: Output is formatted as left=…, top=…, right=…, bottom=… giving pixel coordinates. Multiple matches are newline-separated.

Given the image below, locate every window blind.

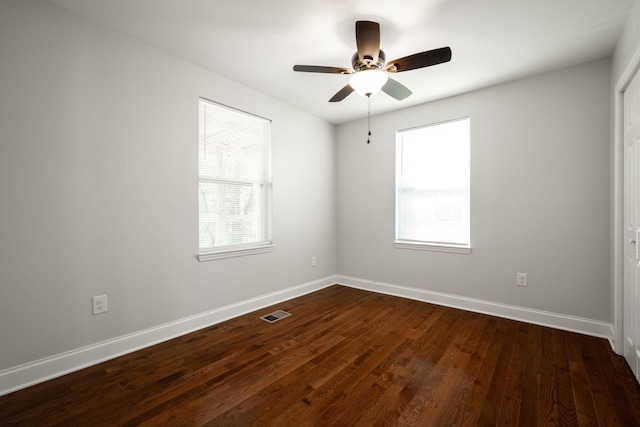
left=396, top=117, right=470, bottom=247
left=198, top=99, right=272, bottom=253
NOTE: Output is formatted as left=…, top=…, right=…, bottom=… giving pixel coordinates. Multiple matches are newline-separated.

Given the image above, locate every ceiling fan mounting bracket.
left=351, top=50, right=386, bottom=72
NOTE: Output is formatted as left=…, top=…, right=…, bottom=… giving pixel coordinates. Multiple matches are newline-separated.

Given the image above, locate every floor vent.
left=260, top=310, right=291, bottom=323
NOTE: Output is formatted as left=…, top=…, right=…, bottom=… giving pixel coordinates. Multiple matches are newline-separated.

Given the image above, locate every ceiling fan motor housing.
left=352, top=50, right=386, bottom=72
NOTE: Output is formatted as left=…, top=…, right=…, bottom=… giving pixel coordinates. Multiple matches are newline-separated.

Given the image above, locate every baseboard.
left=0, top=276, right=337, bottom=397
left=608, top=324, right=618, bottom=353
left=1, top=274, right=614, bottom=397
left=336, top=275, right=612, bottom=340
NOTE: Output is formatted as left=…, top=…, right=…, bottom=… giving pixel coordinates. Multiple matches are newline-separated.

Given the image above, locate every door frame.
left=613, top=45, right=640, bottom=355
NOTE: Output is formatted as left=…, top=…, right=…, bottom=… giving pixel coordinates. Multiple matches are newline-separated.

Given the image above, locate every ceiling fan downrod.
left=367, top=94, right=372, bottom=144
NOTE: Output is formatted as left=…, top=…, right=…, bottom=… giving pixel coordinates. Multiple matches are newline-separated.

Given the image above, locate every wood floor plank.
left=538, top=326, right=560, bottom=426
left=413, top=314, right=491, bottom=426
left=495, top=322, right=529, bottom=425
left=368, top=307, right=456, bottom=426
left=394, top=310, right=472, bottom=425
left=565, top=332, right=600, bottom=427
left=311, top=327, right=417, bottom=423
left=1, top=285, right=640, bottom=426
left=551, top=328, right=578, bottom=426
left=519, top=323, right=542, bottom=425
left=578, top=333, right=622, bottom=426
left=441, top=316, right=500, bottom=426
left=476, top=318, right=520, bottom=425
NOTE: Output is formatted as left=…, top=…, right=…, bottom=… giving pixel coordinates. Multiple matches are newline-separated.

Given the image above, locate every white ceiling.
left=47, top=0, right=634, bottom=124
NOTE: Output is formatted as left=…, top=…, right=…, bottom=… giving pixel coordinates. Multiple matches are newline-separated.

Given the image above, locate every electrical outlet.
left=92, top=295, right=108, bottom=315
left=516, top=273, right=528, bottom=287
left=311, top=256, right=317, bottom=267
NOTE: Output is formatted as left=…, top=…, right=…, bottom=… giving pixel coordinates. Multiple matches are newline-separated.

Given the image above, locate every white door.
left=623, top=67, right=640, bottom=383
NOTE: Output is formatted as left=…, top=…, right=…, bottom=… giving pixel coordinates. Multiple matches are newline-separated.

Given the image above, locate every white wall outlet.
left=311, top=256, right=317, bottom=267
left=516, top=272, right=528, bottom=287
left=92, top=295, right=108, bottom=315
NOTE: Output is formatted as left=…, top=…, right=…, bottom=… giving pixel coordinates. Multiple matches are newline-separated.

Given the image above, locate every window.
left=395, top=117, right=470, bottom=253
left=198, top=99, right=273, bottom=261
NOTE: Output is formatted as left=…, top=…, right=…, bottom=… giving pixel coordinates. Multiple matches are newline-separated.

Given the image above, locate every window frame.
left=197, top=98, right=274, bottom=262
left=394, top=117, right=471, bottom=255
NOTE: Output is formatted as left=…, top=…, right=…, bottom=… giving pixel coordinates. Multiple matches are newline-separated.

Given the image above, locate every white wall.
left=0, top=0, right=336, bottom=372
left=337, top=58, right=611, bottom=322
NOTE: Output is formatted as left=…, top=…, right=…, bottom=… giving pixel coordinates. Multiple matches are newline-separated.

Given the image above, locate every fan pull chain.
left=367, top=94, right=371, bottom=144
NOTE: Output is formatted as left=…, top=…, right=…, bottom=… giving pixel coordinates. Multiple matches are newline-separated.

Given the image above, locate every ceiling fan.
left=293, top=21, right=452, bottom=102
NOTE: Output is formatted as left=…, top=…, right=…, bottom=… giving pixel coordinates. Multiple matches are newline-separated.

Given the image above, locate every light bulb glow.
left=349, top=69, right=388, bottom=97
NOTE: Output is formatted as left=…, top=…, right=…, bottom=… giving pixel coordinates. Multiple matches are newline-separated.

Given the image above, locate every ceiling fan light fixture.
left=349, top=69, right=388, bottom=97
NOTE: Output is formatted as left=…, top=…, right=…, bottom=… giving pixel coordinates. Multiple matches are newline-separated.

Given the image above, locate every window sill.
left=394, top=241, right=471, bottom=254
left=198, top=244, right=275, bottom=262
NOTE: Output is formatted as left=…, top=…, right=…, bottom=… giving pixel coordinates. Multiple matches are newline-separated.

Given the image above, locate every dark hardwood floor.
left=1, top=285, right=639, bottom=426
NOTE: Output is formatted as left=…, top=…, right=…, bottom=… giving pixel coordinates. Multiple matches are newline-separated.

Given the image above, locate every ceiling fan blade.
left=386, top=47, right=452, bottom=73
left=329, top=84, right=355, bottom=102
left=381, top=77, right=412, bottom=100
left=355, top=21, right=380, bottom=63
left=293, top=65, right=351, bottom=74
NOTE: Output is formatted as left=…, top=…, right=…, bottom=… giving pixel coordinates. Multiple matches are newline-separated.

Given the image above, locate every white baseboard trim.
left=608, top=324, right=617, bottom=352
left=336, top=275, right=612, bottom=340
left=1, top=275, right=614, bottom=397
left=0, top=276, right=337, bottom=397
